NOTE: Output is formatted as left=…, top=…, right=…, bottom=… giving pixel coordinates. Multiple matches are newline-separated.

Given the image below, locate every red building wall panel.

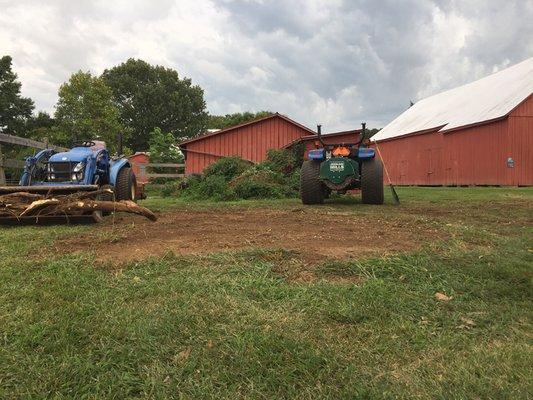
left=183, top=116, right=310, bottom=174
left=510, top=93, right=533, bottom=117
left=301, top=132, right=360, bottom=156
left=375, top=101, right=532, bottom=186
left=128, top=153, right=149, bottom=183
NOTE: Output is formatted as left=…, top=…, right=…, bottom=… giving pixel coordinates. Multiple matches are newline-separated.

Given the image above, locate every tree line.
left=0, top=55, right=271, bottom=154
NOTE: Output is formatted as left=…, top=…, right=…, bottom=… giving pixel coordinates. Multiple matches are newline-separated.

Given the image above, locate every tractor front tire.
left=99, top=184, right=115, bottom=216
left=115, top=167, right=137, bottom=202
left=361, top=158, right=384, bottom=205
left=300, top=160, right=324, bottom=204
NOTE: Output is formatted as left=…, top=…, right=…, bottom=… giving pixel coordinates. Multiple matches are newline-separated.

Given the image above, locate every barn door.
left=445, top=152, right=458, bottom=186
left=427, top=147, right=443, bottom=185
left=398, top=160, right=408, bottom=185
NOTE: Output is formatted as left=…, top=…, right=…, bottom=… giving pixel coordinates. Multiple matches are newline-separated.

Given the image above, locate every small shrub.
left=282, top=170, right=301, bottom=197
left=181, top=174, right=202, bottom=189
left=230, top=167, right=284, bottom=187
left=192, top=175, right=236, bottom=201
left=263, top=149, right=296, bottom=174
left=161, top=181, right=181, bottom=197
left=203, top=157, right=250, bottom=181
left=233, top=178, right=283, bottom=199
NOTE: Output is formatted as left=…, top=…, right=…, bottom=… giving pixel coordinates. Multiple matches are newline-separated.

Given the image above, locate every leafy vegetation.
left=102, top=58, right=208, bottom=151
left=0, top=187, right=531, bottom=398
left=0, top=55, right=34, bottom=137
left=148, top=127, right=183, bottom=164
left=54, top=71, right=123, bottom=150
left=207, top=111, right=273, bottom=130
left=163, top=150, right=300, bottom=201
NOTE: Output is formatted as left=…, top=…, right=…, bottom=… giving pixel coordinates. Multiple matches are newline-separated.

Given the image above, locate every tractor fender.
left=109, top=159, right=131, bottom=187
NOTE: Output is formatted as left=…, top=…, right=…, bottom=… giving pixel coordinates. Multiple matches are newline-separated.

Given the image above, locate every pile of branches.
left=0, top=188, right=157, bottom=221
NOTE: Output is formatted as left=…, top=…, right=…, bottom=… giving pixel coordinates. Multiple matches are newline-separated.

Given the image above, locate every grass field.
left=0, top=187, right=532, bottom=399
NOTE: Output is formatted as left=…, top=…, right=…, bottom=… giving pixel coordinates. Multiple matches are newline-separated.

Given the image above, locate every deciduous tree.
left=102, top=59, right=208, bottom=151
left=207, top=111, right=272, bottom=130
left=0, top=55, right=34, bottom=136
left=54, top=71, right=123, bottom=150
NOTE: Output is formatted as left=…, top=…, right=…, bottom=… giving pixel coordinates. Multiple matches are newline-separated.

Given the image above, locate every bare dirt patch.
left=54, top=205, right=442, bottom=265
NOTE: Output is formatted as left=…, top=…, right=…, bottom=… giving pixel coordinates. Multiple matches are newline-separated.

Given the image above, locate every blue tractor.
left=0, top=140, right=137, bottom=222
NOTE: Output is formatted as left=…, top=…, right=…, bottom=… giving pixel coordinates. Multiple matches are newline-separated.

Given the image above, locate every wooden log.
left=0, top=190, right=157, bottom=221
left=19, top=199, right=60, bottom=216
left=60, top=200, right=157, bottom=221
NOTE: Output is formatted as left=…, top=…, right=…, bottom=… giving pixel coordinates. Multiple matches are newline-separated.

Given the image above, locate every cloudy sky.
left=1, top=0, right=532, bottom=131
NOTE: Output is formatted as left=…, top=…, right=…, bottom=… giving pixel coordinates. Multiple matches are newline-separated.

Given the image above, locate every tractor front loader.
left=0, top=140, right=142, bottom=223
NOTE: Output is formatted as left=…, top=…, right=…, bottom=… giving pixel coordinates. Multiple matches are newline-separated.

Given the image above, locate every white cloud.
left=0, top=0, right=531, bottom=132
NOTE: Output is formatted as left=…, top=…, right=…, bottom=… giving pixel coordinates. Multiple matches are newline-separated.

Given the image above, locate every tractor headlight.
left=73, top=162, right=85, bottom=172
left=71, top=162, right=85, bottom=181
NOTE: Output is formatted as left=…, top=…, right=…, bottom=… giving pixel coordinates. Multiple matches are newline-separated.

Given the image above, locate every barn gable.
left=179, top=113, right=314, bottom=174
left=372, top=59, right=532, bottom=186
left=373, top=57, right=533, bottom=142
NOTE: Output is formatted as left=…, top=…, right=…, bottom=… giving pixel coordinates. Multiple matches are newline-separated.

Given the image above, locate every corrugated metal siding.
left=184, top=116, right=309, bottom=174
left=375, top=98, right=532, bottom=186
left=511, top=93, right=533, bottom=116
left=507, top=95, right=533, bottom=185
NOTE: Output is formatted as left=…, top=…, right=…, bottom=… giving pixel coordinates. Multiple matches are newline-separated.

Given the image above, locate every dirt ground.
left=55, top=205, right=442, bottom=264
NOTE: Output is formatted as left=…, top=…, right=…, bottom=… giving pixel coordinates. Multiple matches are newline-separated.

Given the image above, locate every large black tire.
left=300, top=160, right=324, bottom=204
left=98, top=184, right=115, bottom=217
left=115, top=167, right=137, bottom=202
left=361, top=158, right=384, bottom=205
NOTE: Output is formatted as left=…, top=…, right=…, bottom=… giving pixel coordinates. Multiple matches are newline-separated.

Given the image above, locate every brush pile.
left=0, top=188, right=157, bottom=222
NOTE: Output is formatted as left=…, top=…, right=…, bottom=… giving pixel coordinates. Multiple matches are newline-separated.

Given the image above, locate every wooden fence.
left=0, top=132, right=185, bottom=186
left=145, top=163, right=185, bottom=179
left=129, top=161, right=185, bottom=186
left=0, top=133, right=67, bottom=185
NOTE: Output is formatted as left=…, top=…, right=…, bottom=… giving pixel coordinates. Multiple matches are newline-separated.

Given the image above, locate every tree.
left=54, top=71, right=123, bottom=150
left=207, top=111, right=273, bottom=130
left=102, top=59, right=208, bottom=151
left=148, top=127, right=183, bottom=163
left=0, top=55, right=34, bottom=136
left=24, top=111, right=56, bottom=141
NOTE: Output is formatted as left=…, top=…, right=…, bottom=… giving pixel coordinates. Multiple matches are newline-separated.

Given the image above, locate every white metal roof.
left=372, top=57, right=533, bottom=142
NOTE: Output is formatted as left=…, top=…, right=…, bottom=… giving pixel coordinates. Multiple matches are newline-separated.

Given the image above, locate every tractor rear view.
left=300, top=123, right=384, bottom=205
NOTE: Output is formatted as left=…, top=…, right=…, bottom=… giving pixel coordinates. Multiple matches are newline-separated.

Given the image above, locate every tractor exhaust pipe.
left=316, top=124, right=325, bottom=146
left=117, top=132, right=123, bottom=156
left=359, top=122, right=367, bottom=145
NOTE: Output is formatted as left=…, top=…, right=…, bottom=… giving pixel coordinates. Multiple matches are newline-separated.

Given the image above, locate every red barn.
left=372, top=57, right=533, bottom=186
left=128, top=152, right=149, bottom=183
left=179, top=113, right=315, bottom=174
left=285, top=129, right=361, bottom=156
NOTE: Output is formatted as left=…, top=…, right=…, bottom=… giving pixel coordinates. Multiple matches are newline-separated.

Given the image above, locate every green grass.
left=0, top=187, right=532, bottom=399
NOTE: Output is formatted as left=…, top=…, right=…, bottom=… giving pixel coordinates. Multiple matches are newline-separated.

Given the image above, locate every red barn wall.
left=375, top=95, right=532, bottom=186
left=128, top=153, right=149, bottom=183
left=184, top=116, right=310, bottom=174
left=301, top=132, right=360, bottom=156
left=507, top=94, right=533, bottom=185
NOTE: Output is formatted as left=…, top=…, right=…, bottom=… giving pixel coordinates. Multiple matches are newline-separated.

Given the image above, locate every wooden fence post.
left=0, top=144, right=6, bottom=185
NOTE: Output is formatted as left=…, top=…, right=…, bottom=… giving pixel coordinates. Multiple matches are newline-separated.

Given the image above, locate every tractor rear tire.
left=361, top=158, right=384, bottom=205
left=300, top=160, right=324, bottom=204
left=115, top=167, right=137, bottom=202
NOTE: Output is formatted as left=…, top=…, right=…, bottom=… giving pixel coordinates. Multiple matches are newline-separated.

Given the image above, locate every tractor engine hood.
left=49, top=147, right=94, bottom=163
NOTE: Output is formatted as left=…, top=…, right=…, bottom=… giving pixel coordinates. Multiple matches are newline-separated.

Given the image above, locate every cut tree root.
left=0, top=189, right=157, bottom=222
